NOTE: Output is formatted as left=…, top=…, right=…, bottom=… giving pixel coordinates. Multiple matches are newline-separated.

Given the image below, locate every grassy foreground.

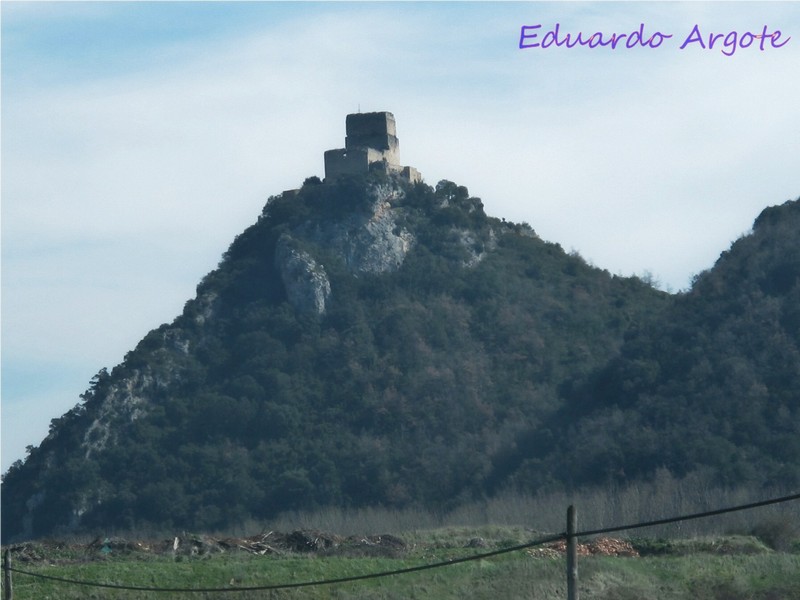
left=5, top=530, right=800, bottom=600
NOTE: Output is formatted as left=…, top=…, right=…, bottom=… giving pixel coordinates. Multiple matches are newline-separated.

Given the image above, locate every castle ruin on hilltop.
left=324, top=112, right=421, bottom=184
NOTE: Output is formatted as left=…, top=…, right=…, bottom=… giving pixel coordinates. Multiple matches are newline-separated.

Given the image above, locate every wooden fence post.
left=3, top=548, right=12, bottom=600
left=567, top=505, right=578, bottom=600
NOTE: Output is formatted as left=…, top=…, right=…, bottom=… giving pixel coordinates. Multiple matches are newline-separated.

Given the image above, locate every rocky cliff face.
left=82, top=369, right=154, bottom=458
left=276, top=181, right=414, bottom=314
left=304, top=182, right=414, bottom=275
left=275, top=235, right=332, bottom=315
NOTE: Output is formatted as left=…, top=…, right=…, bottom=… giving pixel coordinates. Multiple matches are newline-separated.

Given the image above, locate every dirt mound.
left=528, top=537, right=639, bottom=558
left=4, top=529, right=409, bottom=563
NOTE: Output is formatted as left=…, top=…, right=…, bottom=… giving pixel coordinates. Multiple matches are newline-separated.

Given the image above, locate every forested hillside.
left=528, top=198, right=800, bottom=489
left=2, top=170, right=797, bottom=543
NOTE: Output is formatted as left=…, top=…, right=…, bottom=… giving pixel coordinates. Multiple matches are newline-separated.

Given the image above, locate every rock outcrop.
left=275, top=181, right=414, bottom=314
left=275, top=235, right=332, bottom=315
left=304, top=183, right=413, bottom=275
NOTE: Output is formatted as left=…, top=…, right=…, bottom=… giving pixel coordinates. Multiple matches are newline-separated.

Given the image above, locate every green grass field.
left=6, top=529, right=800, bottom=600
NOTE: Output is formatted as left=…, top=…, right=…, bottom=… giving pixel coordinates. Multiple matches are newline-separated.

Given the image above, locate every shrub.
left=751, top=515, right=799, bottom=551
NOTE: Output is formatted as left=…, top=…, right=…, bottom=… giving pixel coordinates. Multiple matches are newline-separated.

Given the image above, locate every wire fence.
left=4, top=491, right=800, bottom=596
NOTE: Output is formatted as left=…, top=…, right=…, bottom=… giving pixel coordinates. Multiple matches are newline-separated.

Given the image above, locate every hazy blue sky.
left=2, top=1, right=799, bottom=472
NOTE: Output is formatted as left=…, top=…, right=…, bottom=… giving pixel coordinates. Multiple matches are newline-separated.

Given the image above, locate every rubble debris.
left=3, top=532, right=639, bottom=564
left=284, top=529, right=342, bottom=553
left=3, top=529, right=407, bottom=563
left=528, top=537, right=639, bottom=558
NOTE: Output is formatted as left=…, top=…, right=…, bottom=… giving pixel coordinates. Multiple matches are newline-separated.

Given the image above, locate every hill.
left=530, top=198, right=800, bottom=488
left=1, top=171, right=670, bottom=541
left=2, top=167, right=798, bottom=543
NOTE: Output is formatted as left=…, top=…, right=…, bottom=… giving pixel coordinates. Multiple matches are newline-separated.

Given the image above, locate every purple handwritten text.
left=519, top=23, right=791, bottom=55
left=519, top=23, right=671, bottom=50
left=679, top=24, right=789, bottom=56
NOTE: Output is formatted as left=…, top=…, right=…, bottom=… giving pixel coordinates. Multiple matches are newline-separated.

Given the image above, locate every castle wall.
left=325, top=149, right=366, bottom=180
left=345, top=113, right=399, bottom=166
left=346, top=112, right=397, bottom=142
left=399, top=166, right=422, bottom=184
left=324, top=112, right=420, bottom=183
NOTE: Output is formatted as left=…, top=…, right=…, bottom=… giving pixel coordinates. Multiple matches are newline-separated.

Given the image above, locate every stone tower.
left=324, top=111, right=421, bottom=183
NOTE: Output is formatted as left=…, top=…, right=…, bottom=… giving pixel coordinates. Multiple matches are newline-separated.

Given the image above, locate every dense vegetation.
left=534, top=199, right=800, bottom=490
left=2, top=171, right=798, bottom=542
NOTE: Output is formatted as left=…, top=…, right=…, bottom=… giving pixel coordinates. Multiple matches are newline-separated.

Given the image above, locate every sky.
left=2, top=1, right=799, bottom=474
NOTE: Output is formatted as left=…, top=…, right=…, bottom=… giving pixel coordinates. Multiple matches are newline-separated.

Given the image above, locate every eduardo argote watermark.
left=519, top=23, right=790, bottom=56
